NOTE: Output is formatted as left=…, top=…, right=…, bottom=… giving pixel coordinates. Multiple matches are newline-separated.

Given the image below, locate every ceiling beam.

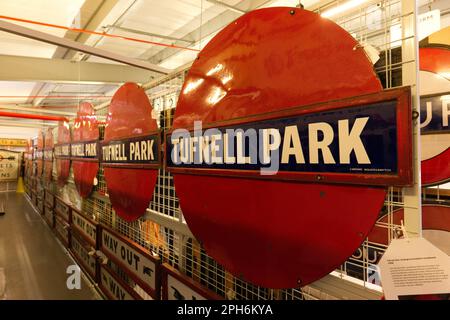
left=0, top=54, right=156, bottom=84
left=106, top=25, right=194, bottom=44
left=205, top=0, right=247, bottom=14
left=0, top=105, right=76, bottom=117
left=145, top=0, right=272, bottom=65
left=0, top=19, right=171, bottom=74
left=60, top=0, right=120, bottom=60
left=30, top=0, right=117, bottom=106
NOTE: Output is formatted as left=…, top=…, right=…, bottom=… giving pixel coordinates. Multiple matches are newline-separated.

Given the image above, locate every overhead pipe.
left=0, top=105, right=76, bottom=116
left=0, top=110, right=68, bottom=122
left=0, top=15, right=200, bottom=53
left=0, top=121, right=57, bottom=129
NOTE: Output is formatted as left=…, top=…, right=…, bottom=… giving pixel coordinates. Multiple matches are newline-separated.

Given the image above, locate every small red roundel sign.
left=103, top=83, right=160, bottom=222
left=72, top=102, right=99, bottom=198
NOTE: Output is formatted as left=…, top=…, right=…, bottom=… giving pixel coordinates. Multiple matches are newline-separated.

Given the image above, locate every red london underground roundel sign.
left=419, top=43, right=450, bottom=186
left=102, top=83, right=160, bottom=222
left=55, top=121, right=71, bottom=187
left=72, top=102, right=99, bottom=198
left=166, top=8, right=412, bottom=288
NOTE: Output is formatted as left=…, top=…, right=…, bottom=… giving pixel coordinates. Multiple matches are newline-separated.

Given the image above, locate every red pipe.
left=0, top=111, right=68, bottom=122
left=0, top=15, right=200, bottom=52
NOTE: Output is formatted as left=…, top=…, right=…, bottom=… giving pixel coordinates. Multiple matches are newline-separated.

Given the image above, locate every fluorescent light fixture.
left=321, top=0, right=369, bottom=18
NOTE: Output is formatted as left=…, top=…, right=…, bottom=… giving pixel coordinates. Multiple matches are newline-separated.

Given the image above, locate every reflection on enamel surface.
left=221, top=74, right=233, bottom=85
left=207, top=87, right=227, bottom=105
left=183, top=78, right=204, bottom=94
left=206, top=63, right=224, bottom=76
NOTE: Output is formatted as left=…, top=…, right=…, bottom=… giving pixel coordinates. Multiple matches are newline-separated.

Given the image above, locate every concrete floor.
left=0, top=192, right=99, bottom=300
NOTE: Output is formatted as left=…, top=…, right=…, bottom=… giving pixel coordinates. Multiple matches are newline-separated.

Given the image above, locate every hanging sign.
left=0, top=149, right=20, bottom=181
left=55, top=121, right=71, bottom=187
left=0, top=138, right=28, bottom=147
left=99, top=266, right=140, bottom=300
left=168, top=8, right=412, bottom=288
left=100, top=226, right=160, bottom=298
left=419, top=42, right=450, bottom=186
left=162, top=263, right=222, bottom=300
left=72, top=102, right=99, bottom=198
left=102, top=83, right=160, bottom=222
left=71, top=141, right=98, bottom=159
left=378, top=237, right=450, bottom=300
left=71, top=209, right=98, bottom=247
left=167, top=88, right=411, bottom=186
left=70, top=232, right=97, bottom=279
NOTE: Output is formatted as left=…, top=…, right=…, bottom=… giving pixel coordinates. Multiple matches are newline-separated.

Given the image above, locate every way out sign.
left=168, top=8, right=413, bottom=288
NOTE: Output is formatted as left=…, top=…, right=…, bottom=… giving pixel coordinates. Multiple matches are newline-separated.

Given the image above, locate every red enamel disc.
left=419, top=46, right=450, bottom=186
left=56, top=121, right=71, bottom=187
left=172, top=8, right=386, bottom=288
left=72, top=102, right=99, bottom=198
left=44, top=128, right=54, bottom=181
left=103, top=82, right=159, bottom=222
left=368, top=205, right=450, bottom=254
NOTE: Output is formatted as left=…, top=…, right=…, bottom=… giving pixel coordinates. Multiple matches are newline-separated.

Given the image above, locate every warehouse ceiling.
left=0, top=0, right=447, bottom=138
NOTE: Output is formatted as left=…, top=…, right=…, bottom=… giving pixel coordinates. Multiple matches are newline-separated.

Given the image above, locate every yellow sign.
left=0, top=150, right=20, bottom=181
left=0, top=138, right=28, bottom=147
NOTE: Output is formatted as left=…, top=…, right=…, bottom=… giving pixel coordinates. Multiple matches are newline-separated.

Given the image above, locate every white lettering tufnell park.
left=170, top=118, right=371, bottom=173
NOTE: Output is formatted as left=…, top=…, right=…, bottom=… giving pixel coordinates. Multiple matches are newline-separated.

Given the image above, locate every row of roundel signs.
left=24, top=9, right=450, bottom=289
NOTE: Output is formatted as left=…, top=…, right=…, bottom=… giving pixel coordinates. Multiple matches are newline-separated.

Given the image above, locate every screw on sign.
left=166, top=8, right=413, bottom=288
left=55, top=121, right=71, bottom=187
left=72, top=102, right=99, bottom=198
left=102, top=82, right=160, bottom=222
left=419, top=27, right=450, bottom=186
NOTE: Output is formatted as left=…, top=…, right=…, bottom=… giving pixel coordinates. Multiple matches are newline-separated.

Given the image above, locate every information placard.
left=378, top=237, right=450, bottom=300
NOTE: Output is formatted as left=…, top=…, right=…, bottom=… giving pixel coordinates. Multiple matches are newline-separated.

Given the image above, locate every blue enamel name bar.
left=166, top=87, right=412, bottom=186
